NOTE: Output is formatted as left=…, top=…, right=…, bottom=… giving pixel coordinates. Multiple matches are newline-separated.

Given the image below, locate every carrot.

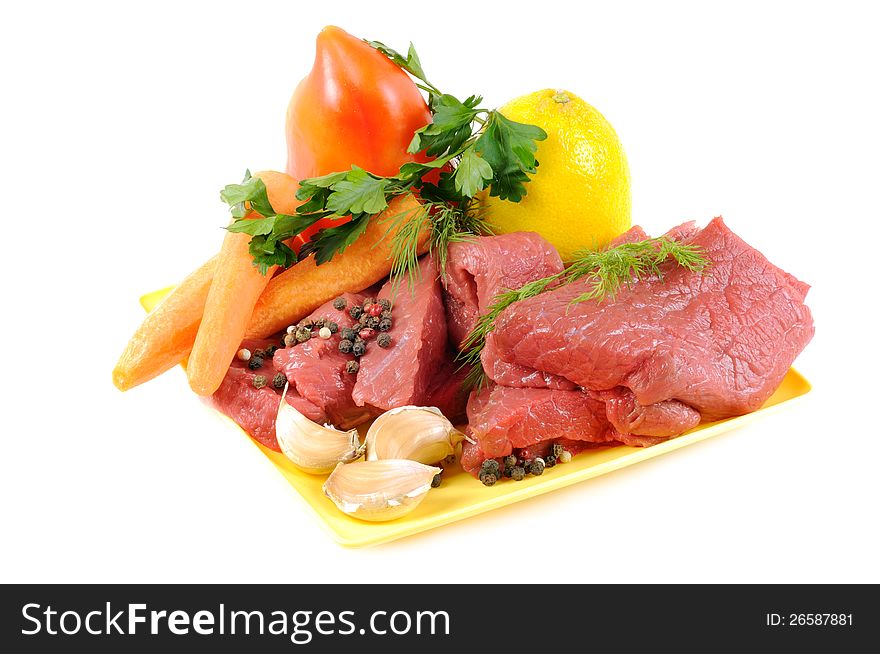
left=187, top=171, right=302, bottom=396
left=246, top=194, right=430, bottom=339
left=112, top=256, right=217, bottom=391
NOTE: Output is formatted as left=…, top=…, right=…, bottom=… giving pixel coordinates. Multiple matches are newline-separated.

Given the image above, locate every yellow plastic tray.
left=141, top=287, right=812, bottom=547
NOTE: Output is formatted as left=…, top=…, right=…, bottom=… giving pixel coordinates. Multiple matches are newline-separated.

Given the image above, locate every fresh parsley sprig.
left=458, top=237, right=712, bottom=389
left=222, top=39, right=547, bottom=279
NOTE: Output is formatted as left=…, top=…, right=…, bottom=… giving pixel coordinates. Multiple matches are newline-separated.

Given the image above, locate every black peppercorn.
left=481, top=459, right=500, bottom=476
left=479, top=471, right=497, bottom=487
left=349, top=305, right=363, bottom=320
left=295, top=326, right=312, bottom=343
left=248, top=356, right=264, bottom=370
left=338, top=339, right=353, bottom=354
left=272, top=373, right=287, bottom=389
left=511, top=466, right=526, bottom=481
left=379, top=298, right=392, bottom=310
left=378, top=318, right=392, bottom=332
left=380, top=309, right=393, bottom=320
left=377, top=333, right=392, bottom=348
left=544, top=455, right=557, bottom=468
left=333, top=297, right=346, bottom=311
left=551, top=443, right=564, bottom=459
left=352, top=340, right=366, bottom=357
left=366, top=316, right=380, bottom=329
left=341, top=327, right=357, bottom=341
left=529, top=458, right=545, bottom=476
left=431, top=473, right=442, bottom=488
left=327, top=322, right=339, bottom=334
left=345, top=360, right=360, bottom=374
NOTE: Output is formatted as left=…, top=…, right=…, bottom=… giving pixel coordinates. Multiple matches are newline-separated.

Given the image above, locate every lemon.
left=481, top=89, right=631, bottom=261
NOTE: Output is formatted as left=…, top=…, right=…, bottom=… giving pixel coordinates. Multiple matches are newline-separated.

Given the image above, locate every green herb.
left=222, top=39, right=547, bottom=279
left=458, top=236, right=711, bottom=389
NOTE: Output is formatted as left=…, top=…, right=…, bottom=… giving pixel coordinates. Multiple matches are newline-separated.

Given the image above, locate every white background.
left=1, top=0, right=878, bottom=583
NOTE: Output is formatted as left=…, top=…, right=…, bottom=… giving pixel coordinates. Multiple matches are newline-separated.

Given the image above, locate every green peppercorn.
left=544, top=455, right=557, bottom=468
left=481, top=459, right=500, bottom=475
left=248, top=356, right=264, bottom=370
left=349, top=305, right=363, bottom=320
left=511, top=466, right=526, bottom=481
left=333, top=297, right=347, bottom=311
left=345, top=360, right=360, bottom=374
left=252, top=375, right=267, bottom=389
left=378, top=318, right=392, bottom=332
left=352, top=341, right=366, bottom=357
left=504, top=455, right=517, bottom=468
left=298, top=318, right=314, bottom=330
left=529, top=458, right=545, bottom=476
left=341, top=327, right=357, bottom=341
left=338, top=339, right=353, bottom=354
left=313, top=317, right=325, bottom=329
left=431, top=473, right=442, bottom=488
left=283, top=333, right=296, bottom=347
left=272, top=373, right=286, bottom=389
left=327, top=322, right=339, bottom=334
left=295, top=326, right=312, bottom=343
left=479, top=471, right=497, bottom=487
left=377, top=333, right=392, bottom=348
left=379, top=298, right=392, bottom=310
left=551, top=443, right=564, bottom=459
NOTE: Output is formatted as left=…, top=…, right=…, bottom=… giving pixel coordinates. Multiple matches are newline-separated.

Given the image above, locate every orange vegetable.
left=285, top=26, right=434, bottom=250
left=246, top=194, right=429, bottom=339
left=187, top=171, right=302, bottom=396
left=112, top=256, right=217, bottom=391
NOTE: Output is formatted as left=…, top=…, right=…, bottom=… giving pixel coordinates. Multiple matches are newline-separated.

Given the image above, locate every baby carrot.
left=246, top=194, right=429, bottom=339
left=187, top=171, right=302, bottom=396
left=112, top=255, right=217, bottom=391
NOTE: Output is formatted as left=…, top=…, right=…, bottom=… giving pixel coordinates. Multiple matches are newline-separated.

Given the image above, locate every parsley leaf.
left=220, top=170, right=275, bottom=219
left=408, top=94, right=481, bottom=156
left=366, top=41, right=432, bottom=90
left=324, top=167, right=391, bottom=215
left=453, top=149, right=494, bottom=197
left=475, top=112, right=547, bottom=202
left=300, top=214, right=371, bottom=265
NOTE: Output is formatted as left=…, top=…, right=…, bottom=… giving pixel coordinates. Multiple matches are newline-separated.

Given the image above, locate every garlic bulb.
left=323, top=459, right=440, bottom=522
left=275, top=387, right=364, bottom=474
left=365, top=406, right=465, bottom=464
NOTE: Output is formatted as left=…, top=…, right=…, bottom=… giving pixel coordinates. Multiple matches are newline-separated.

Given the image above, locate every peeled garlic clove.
left=276, top=386, right=364, bottom=474
left=365, top=406, right=465, bottom=464
left=323, top=459, right=440, bottom=522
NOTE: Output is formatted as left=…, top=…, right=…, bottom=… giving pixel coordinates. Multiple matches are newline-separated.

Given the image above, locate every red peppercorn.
left=359, top=328, right=376, bottom=340
left=368, top=303, right=383, bottom=317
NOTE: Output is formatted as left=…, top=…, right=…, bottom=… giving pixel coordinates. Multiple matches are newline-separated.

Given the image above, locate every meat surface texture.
left=444, top=231, right=572, bottom=389
left=443, top=232, right=564, bottom=348
left=466, top=384, right=617, bottom=460
left=484, top=217, right=814, bottom=421
left=273, top=292, right=374, bottom=429
left=352, top=254, right=448, bottom=411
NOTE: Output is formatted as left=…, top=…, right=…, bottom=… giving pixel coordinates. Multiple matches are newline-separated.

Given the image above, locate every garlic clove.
left=276, top=385, right=364, bottom=474
left=323, top=459, right=440, bottom=522
left=365, top=406, right=465, bottom=464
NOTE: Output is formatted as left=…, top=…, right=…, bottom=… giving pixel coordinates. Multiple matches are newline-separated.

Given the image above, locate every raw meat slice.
left=206, top=338, right=323, bottom=451
left=352, top=254, right=447, bottom=411
left=597, top=387, right=701, bottom=437
left=273, top=292, right=374, bottom=429
left=484, top=217, right=814, bottom=422
left=422, top=352, right=471, bottom=423
left=443, top=232, right=564, bottom=348
left=465, top=384, right=617, bottom=460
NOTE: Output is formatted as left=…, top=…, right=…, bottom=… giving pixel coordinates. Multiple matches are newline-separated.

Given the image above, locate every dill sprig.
left=458, top=236, right=711, bottom=389
left=383, top=198, right=493, bottom=295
